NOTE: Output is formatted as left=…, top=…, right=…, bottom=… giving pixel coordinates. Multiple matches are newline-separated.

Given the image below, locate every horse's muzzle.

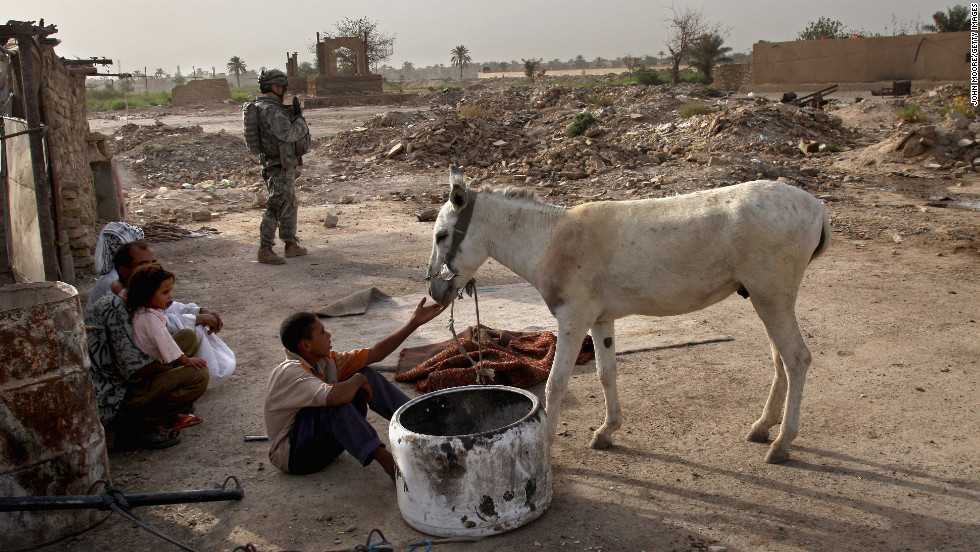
left=427, top=279, right=456, bottom=307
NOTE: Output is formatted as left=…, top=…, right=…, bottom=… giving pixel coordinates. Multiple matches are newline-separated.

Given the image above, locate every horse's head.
left=426, top=165, right=487, bottom=306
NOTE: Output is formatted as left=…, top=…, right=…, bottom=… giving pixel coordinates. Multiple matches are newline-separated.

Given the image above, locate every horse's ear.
left=449, top=165, right=469, bottom=211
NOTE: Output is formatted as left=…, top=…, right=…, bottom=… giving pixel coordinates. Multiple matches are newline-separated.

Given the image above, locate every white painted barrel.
left=389, top=385, right=552, bottom=537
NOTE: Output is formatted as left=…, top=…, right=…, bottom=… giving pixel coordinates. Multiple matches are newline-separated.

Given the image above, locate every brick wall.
left=714, top=63, right=752, bottom=92
left=39, top=42, right=99, bottom=271
left=171, top=78, right=233, bottom=105
left=310, top=74, right=383, bottom=96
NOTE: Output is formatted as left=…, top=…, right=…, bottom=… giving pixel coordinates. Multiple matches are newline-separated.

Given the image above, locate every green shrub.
left=679, top=102, right=713, bottom=118
left=86, top=89, right=172, bottom=111
left=588, top=95, right=615, bottom=107
left=677, top=69, right=709, bottom=84
left=231, top=86, right=259, bottom=103
left=635, top=66, right=667, bottom=85
left=566, top=112, right=596, bottom=137
left=896, top=102, right=921, bottom=123
left=459, top=105, right=494, bottom=119
left=939, top=96, right=978, bottom=119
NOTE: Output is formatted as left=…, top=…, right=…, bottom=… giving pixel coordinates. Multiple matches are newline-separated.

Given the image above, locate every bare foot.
left=371, top=446, right=396, bottom=482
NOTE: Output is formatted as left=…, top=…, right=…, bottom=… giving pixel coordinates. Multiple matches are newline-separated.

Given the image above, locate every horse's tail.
left=809, top=208, right=831, bottom=263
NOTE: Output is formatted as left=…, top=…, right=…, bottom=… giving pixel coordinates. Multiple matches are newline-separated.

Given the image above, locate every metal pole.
left=0, top=477, right=244, bottom=512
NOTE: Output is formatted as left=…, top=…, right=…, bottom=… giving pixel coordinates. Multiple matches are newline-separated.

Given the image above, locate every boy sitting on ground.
left=265, top=299, right=445, bottom=480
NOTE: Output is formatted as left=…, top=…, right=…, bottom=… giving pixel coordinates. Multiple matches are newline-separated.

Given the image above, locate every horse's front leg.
left=544, top=317, right=593, bottom=444
left=589, top=320, right=620, bottom=449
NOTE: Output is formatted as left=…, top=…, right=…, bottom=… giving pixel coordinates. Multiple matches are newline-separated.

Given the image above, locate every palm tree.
left=923, top=5, right=970, bottom=32
left=690, top=33, right=732, bottom=83
left=226, top=56, right=247, bottom=87
left=450, top=45, right=471, bottom=79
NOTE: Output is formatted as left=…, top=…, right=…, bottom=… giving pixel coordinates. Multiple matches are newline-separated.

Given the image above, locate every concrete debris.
left=108, top=81, right=978, bottom=229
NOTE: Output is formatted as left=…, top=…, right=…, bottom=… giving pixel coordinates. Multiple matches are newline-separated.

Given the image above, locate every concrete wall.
left=751, top=31, right=969, bottom=88
left=171, top=78, right=233, bottom=105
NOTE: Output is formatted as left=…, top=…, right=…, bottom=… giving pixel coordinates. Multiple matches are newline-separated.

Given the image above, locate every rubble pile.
left=104, top=79, right=978, bottom=247
left=323, top=83, right=866, bottom=190
left=111, top=123, right=255, bottom=188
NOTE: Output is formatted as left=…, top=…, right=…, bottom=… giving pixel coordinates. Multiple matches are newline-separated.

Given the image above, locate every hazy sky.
left=9, top=1, right=948, bottom=75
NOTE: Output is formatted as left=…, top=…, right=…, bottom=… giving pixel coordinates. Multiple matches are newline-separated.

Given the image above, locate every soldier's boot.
left=257, top=245, right=286, bottom=265
left=285, top=242, right=308, bottom=258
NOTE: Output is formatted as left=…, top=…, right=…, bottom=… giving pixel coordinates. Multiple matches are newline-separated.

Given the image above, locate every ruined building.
left=1, top=21, right=115, bottom=284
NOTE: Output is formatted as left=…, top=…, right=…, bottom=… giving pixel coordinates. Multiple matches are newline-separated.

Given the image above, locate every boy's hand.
left=358, top=375, right=373, bottom=403
left=410, top=298, right=447, bottom=327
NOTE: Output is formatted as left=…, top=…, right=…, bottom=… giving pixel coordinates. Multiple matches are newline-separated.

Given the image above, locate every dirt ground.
left=47, top=82, right=979, bottom=552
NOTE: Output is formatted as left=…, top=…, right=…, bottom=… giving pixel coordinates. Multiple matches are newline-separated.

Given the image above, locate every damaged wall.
left=38, top=41, right=99, bottom=271
left=2, top=21, right=105, bottom=284
left=751, top=31, right=970, bottom=89
left=170, top=78, right=232, bottom=105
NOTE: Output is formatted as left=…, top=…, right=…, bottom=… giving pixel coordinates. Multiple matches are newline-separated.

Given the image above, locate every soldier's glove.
left=292, top=96, right=302, bottom=118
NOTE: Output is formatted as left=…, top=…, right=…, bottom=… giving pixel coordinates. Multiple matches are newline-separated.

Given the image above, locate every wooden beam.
left=18, top=38, right=62, bottom=281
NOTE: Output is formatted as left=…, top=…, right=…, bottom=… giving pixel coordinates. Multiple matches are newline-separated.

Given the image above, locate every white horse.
left=427, top=166, right=830, bottom=463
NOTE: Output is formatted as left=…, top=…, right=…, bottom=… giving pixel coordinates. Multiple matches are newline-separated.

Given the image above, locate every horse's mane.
left=476, top=184, right=564, bottom=214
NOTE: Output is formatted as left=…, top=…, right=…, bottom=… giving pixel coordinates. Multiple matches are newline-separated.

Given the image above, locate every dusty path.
left=56, top=191, right=979, bottom=552
left=88, top=103, right=412, bottom=141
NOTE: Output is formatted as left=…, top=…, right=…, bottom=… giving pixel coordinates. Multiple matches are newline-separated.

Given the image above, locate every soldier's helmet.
left=258, top=69, right=289, bottom=89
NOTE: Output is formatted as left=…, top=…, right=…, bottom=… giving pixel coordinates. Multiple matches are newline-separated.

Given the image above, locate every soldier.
left=250, top=69, right=311, bottom=264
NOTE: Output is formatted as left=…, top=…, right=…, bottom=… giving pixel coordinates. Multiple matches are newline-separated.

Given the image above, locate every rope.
left=407, top=539, right=433, bottom=552
left=447, top=279, right=494, bottom=384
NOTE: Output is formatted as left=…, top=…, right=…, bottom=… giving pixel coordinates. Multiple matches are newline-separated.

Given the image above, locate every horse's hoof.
left=746, top=428, right=769, bottom=443
left=764, top=448, right=790, bottom=464
left=589, top=433, right=613, bottom=450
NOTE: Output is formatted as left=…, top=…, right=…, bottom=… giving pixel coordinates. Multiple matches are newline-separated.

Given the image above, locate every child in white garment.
left=127, top=263, right=208, bottom=371
left=126, top=263, right=207, bottom=430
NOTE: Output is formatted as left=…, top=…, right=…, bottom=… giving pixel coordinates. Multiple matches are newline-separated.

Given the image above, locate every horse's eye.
left=436, top=232, right=448, bottom=243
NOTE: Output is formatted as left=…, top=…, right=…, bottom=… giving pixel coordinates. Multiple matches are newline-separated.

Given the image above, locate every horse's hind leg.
left=746, top=337, right=787, bottom=443
left=749, top=296, right=812, bottom=464
left=589, top=320, right=620, bottom=449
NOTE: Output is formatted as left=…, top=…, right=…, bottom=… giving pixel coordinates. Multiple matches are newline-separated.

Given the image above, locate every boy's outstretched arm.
left=366, top=298, right=446, bottom=364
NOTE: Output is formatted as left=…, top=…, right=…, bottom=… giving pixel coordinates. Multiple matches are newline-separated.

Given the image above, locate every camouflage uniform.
left=254, top=95, right=310, bottom=247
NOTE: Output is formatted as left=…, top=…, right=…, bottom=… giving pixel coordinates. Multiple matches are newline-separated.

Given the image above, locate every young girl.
left=126, top=263, right=206, bottom=429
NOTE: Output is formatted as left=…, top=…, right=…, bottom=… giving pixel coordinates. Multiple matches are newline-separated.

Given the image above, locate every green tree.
left=664, top=6, right=718, bottom=84
left=690, top=33, right=732, bottom=83
left=226, top=56, right=247, bottom=87
left=922, top=5, right=970, bottom=32
left=318, top=17, right=395, bottom=72
left=522, top=58, right=542, bottom=78
left=173, top=67, right=185, bottom=85
left=298, top=61, right=316, bottom=77
left=797, top=17, right=848, bottom=40
left=622, top=54, right=642, bottom=74
left=154, top=68, right=166, bottom=79
left=450, top=44, right=471, bottom=79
